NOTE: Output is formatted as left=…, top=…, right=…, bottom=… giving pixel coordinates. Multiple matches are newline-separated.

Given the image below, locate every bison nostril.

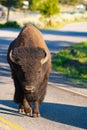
left=25, top=86, right=35, bottom=92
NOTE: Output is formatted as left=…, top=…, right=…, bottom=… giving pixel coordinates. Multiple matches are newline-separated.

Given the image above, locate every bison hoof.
left=18, top=108, right=25, bottom=114
left=33, top=113, right=40, bottom=117
left=25, top=108, right=32, bottom=117
left=26, top=112, right=32, bottom=117
left=26, top=111, right=32, bottom=117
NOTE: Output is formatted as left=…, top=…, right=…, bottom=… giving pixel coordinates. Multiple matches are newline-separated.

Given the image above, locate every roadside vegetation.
left=0, top=11, right=87, bottom=29
left=0, top=21, right=21, bottom=28
left=52, top=41, right=87, bottom=87
left=0, top=0, right=87, bottom=29
left=40, top=12, right=87, bottom=29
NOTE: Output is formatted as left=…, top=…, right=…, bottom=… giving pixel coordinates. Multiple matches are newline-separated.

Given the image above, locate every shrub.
left=0, top=21, right=21, bottom=28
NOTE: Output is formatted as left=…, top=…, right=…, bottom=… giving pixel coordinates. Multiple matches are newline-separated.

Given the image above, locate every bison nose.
left=25, top=86, right=35, bottom=92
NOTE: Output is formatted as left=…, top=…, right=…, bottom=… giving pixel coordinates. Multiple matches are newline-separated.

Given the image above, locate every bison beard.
left=7, top=24, right=51, bottom=117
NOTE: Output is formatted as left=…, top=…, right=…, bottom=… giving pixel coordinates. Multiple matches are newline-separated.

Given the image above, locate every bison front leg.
left=23, top=97, right=32, bottom=116
left=33, top=101, right=40, bottom=117
left=18, top=103, right=25, bottom=114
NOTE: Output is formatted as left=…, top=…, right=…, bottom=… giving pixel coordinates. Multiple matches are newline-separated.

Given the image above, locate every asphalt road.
left=0, top=22, right=87, bottom=130
left=42, top=22, right=87, bottom=53
left=0, top=83, right=87, bottom=130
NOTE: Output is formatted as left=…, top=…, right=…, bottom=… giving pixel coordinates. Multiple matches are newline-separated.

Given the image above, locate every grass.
left=43, top=18, right=87, bottom=29
left=69, top=79, right=87, bottom=88
left=39, top=17, right=87, bottom=29
left=52, top=41, right=87, bottom=86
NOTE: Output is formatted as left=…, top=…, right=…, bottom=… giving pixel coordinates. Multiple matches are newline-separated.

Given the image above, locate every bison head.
left=9, top=47, right=48, bottom=93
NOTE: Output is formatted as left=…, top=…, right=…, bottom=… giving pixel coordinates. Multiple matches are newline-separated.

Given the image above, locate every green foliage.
left=0, top=21, right=21, bottom=28
left=29, top=0, right=41, bottom=11
left=52, top=41, right=87, bottom=81
left=39, top=0, right=60, bottom=17
left=39, top=0, right=60, bottom=26
left=0, top=0, right=23, bottom=8
left=69, top=42, right=87, bottom=62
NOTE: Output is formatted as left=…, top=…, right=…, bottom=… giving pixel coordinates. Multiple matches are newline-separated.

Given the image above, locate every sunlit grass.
left=44, top=19, right=87, bottom=29
left=52, top=41, right=87, bottom=85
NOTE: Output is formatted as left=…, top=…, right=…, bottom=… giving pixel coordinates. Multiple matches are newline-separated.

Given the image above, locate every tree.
left=29, top=0, right=41, bottom=11
left=0, top=0, right=23, bottom=22
left=39, top=0, right=60, bottom=26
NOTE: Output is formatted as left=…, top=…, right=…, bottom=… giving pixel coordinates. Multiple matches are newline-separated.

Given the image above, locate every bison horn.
left=9, top=50, right=16, bottom=63
left=41, top=51, right=48, bottom=64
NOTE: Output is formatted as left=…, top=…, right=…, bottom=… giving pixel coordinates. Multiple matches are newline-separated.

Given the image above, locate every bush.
left=0, top=21, right=21, bottom=28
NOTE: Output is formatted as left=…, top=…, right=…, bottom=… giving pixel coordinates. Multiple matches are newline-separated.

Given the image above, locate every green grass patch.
left=52, top=41, right=87, bottom=83
left=69, top=78, right=87, bottom=88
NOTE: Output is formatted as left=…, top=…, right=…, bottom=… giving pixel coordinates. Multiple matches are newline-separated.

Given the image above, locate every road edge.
left=48, top=82, right=87, bottom=98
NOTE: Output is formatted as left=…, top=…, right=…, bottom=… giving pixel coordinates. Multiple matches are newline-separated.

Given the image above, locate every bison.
left=7, top=24, right=51, bottom=117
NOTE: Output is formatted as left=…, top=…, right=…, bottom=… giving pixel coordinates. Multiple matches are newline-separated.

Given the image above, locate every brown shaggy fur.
left=7, top=24, right=51, bottom=117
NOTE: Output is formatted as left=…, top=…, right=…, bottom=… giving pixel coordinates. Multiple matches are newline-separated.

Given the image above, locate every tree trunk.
left=49, top=15, right=53, bottom=26
left=7, top=7, right=10, bottom=22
